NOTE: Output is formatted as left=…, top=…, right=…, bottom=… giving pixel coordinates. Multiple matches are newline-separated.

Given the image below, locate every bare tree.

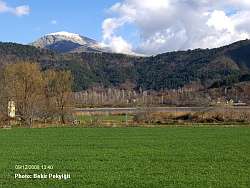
left=44, top=70, right=73, bottom=124
left=3, top=62, right=44, bottom=127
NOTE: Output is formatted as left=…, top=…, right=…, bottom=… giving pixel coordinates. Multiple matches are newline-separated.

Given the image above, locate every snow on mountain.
left=31, top=31, right=111, bottom=53
left=46, top=31, right=90, bottom=45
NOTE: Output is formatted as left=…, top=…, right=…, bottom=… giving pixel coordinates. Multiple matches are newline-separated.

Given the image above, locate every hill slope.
left=1, top=40, right=250, bottom=91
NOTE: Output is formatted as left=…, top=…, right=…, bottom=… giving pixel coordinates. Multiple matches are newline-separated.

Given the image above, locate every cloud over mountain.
left=0, top=0, right=30, bottom=16
left=102, top=0, right=250, bottom=55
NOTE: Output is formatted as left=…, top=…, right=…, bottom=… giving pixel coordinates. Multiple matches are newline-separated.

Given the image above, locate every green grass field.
left=0, top=127, right=250, bottom=188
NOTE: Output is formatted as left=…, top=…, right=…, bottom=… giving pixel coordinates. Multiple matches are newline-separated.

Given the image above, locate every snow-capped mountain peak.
left=46, top=31, right=80, bottom=37
left=31, top=31, right=111, bottom=53
left=45, top=31, right=96, bottom=46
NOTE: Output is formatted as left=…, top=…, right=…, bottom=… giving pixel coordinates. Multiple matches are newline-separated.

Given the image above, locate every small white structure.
left=8, top=100, right=15, bottom=118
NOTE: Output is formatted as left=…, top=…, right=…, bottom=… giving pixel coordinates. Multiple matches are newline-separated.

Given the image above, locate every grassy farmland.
left=0, top=127, right=250, bottom=188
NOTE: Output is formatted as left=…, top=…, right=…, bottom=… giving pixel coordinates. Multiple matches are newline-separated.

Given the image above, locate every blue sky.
left=0, top=0, right=118, bottom=44
left=1, top=0, right=250, bottom=55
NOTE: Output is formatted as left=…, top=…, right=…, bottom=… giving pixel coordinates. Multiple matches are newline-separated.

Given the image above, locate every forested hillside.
left=0, top=40, right=250, bottom=91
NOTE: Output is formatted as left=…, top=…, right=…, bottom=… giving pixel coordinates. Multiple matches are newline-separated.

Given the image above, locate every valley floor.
left=0, top=127, right=250, bottom=188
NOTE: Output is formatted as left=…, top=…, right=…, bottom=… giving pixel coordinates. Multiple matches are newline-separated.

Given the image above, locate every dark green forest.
left=1, top=39, right=250, bottom=91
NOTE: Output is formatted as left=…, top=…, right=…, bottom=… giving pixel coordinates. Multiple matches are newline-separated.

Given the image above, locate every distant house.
left=233, top=101, right=247, bottom=106
left=8, top=100, right=15, bottom=118
left=226, top=99, right=234, bottom=105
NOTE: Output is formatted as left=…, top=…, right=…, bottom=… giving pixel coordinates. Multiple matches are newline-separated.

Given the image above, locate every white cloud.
left=0, top=1, right=30, bottom=16
left=102, top=16, right=134, bottom=54
left=0, top=1, right=8, bottom=13
left=102, top=0, right=250, bottom=55
left=14, top=5, right=30, bottom=16
left=206, top=10, right=234, bottom=32
left=51, top=20, right=58, bottom=25
left=107, top=36, right=133, bottom=54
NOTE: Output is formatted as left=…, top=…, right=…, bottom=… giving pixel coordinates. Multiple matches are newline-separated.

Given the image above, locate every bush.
left=133, top=109, right=250, bottom=124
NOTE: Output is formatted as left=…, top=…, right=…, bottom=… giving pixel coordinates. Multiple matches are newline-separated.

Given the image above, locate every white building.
left=8, top=100, right=15, bottom=118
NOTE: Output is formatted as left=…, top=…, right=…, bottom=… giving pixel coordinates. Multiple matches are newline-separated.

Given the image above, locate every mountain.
left=31, top=31, right=111, bottom=53
left=1, top=39, right=250, bottom=91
